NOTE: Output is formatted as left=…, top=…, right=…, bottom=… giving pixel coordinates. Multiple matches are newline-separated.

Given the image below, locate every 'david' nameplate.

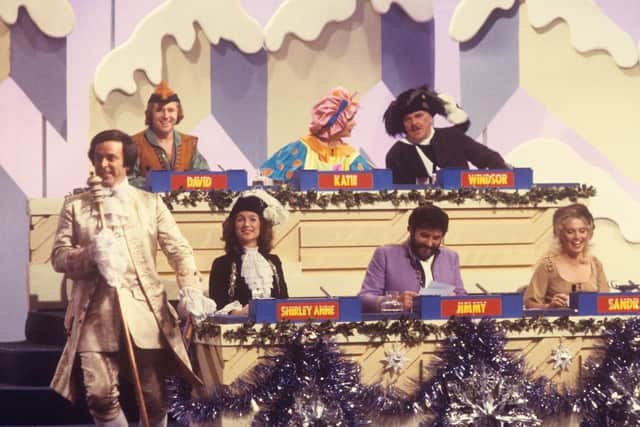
left=146, top=170, right=248, bottom=192
left=170, top=173, right=228, bottom=191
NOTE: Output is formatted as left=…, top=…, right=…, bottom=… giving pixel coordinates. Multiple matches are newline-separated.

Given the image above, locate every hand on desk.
left=548, top=293, right=569, bottom=308
left=231, top=305, right=249, bottom=316
left=400, top=291, right=418, bottom=311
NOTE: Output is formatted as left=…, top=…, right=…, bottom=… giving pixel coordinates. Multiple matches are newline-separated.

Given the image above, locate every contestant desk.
left=190, top=293, right=635, bottom=426
left=28, top=196, right=566, bottom=310
left=194, top=325, right=592, bottom=426
left=195, top=321, right=602, bottom=392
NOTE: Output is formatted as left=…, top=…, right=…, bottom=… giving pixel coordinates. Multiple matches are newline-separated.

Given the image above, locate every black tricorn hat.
left=383, top=85, right=445, bottom=136
left=228, top=190, right=289, bottom=225
left=231, top=195, right=266, bottom=217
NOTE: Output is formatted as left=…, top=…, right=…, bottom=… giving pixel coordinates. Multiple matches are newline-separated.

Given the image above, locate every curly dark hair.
left=221, top=213, right=274, bottom=257
left=408, top=204, right=449, bottom=234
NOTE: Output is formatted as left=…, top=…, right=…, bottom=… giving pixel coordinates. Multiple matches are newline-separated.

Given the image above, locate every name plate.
left=572, top=292, right=640, bottom=316
left=171, top=174, right=228, bottom=190
left=277, top=301, right=339, bottom=321
left=290, top=169, right=393, bottom=191
left=145, top=170, right=248, bottom=192
left=441, top=298, right=503, bottom=317
left=250, top=297, right=361, bottom=323
left=599, top=295, right=640, bottom=314
left=414, top=294, right=523, bottom=319
left=436, top=168, right=533, bottom=190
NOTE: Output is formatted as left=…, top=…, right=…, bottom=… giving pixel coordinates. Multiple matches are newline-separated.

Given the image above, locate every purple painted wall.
left=211, top=41, right=268, bottom=168
left=10, top=8, right=67, bottom=139
left=381, top=4, right=435, bottom=96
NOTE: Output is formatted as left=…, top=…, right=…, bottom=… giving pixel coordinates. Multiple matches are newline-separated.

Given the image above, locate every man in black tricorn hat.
left=129, top=80, right=210, bottom=188
left=384, top=85, right=508, bottom=185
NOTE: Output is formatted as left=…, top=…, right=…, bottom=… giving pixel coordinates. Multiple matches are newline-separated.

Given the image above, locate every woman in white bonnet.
left=209, top=189, right=289, bottom=315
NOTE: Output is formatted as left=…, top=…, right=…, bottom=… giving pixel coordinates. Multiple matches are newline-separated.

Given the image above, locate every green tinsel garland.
left=195, top=315, right=618, bottom=348
left=162, top=185, right=596, bottom=211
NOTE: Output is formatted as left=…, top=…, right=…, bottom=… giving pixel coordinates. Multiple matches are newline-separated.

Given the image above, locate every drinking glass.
left=380, top=290, right=403, bottom=312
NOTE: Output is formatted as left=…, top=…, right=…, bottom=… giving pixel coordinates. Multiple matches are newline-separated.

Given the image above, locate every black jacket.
left=209, top=252, right=289, bottom=308
left=386, top=124, right=507, bottom=184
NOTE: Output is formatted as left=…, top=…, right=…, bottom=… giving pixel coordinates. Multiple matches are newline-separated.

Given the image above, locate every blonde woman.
left=524, top=203, right=609, bottom=309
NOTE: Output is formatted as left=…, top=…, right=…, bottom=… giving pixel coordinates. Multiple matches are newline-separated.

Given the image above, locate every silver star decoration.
left=550, top=343, right=573, bottom=371
left=293, top=390, right=343, bottom=426
left=446, top=364, right=541, bottom=426
left=383, top=347, right=409, bottom=374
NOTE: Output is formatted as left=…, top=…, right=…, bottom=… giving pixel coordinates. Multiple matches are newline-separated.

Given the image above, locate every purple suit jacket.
left=358, top=241, right=466, bottom=312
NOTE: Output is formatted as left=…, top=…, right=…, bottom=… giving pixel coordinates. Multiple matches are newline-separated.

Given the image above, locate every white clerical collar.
left=400, top=127, right=436, bottom=146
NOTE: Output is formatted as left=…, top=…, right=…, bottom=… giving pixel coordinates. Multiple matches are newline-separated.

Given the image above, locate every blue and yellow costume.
left=260, top=134, right=370, bottom=181
left=260, top=87, right=371, bottom=182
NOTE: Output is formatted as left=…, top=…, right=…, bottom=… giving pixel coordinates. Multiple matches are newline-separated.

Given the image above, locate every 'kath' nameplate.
left=290, top=169, right=393, bottom=191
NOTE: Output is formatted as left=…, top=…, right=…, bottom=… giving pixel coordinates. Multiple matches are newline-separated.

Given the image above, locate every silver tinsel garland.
left=445, top=363, right=541, bottom=427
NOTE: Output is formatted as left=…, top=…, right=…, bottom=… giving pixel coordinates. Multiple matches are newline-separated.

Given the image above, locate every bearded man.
left=358, top=204, right=466, bottom=312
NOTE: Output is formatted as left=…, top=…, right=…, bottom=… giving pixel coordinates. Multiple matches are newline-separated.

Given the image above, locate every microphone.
left=319, top=286, right=332, bottom=298
left=475, top=283, right=490, bottom=294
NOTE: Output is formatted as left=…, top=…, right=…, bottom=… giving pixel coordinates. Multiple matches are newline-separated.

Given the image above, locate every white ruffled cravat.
left=240, top=247, right=274, bottom=299
left=102, top=179, right=130, bottom=227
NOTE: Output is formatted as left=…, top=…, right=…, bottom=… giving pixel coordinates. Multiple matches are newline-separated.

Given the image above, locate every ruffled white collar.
left=240, top=247, right=274, bottom=299
left=103, top=178, right=131, bottom=225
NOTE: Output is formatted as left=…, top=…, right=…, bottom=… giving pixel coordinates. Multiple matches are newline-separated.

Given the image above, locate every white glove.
left=178, top=287, right=218, bottom=323
left=438, top=93, right=469, bottom=125
left=216, top=300, right=244, bottom=315
left=91, top=228, right=127, bottom=288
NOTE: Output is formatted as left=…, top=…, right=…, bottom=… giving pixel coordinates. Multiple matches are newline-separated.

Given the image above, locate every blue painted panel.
left=211, top=41, right=267, bottom=168
left=290, top=169, right=393, bottom=191
left=436, top=167, right=532, bottom=189
left=459, top=5, right=519, bottom=137
left=250, top=297, right=362, bottom=323
left=414, top=293, right=524, bottom=319
left=10, top=8, right=67, bottom=139
left=381, top=4, right=435, bottom=96
left=145, top=170, right=248, bottom=192
left=573, top=292, right=640, bottom=316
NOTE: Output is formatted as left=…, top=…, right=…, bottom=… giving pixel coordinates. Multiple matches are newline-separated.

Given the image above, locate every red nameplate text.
left=318, top=172, right=374, bottom=189
left=276, top=301, right=340, bottom=321
left=461, top=171, right=515, bottom=188
left=170, top=174, right=228, bottom=191
left=597, top=295, right=640, bottom=314
left=441, top=298, right=502, bottom=317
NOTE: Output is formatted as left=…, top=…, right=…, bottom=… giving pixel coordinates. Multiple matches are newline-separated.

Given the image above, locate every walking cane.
left=87, top=173, right=151, bottom=427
